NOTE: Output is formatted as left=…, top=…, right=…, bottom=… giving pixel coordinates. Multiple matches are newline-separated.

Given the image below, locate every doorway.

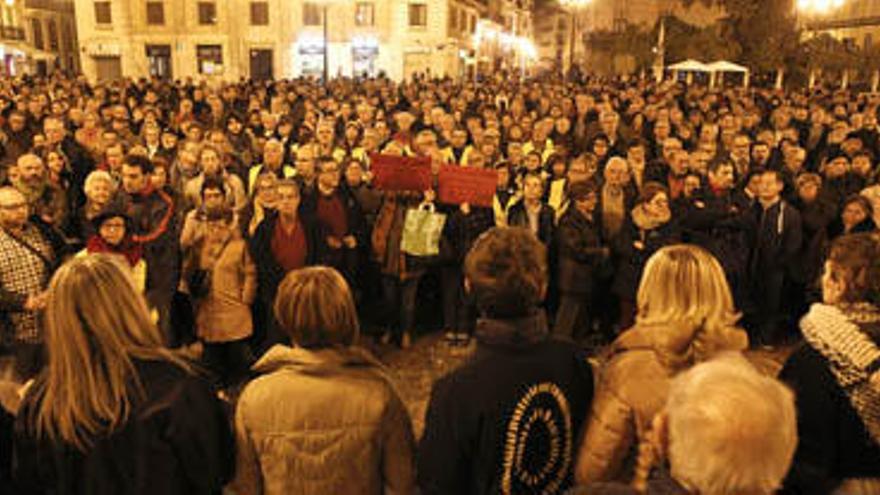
left=249, top=49, right=273, bottom=81
left=146, top=44, right=172, bottom=79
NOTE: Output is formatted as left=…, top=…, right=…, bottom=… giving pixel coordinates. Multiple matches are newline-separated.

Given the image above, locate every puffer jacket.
left=231, top=345, right=416, bottom=495
left=574, top=323, right=748, bottom=485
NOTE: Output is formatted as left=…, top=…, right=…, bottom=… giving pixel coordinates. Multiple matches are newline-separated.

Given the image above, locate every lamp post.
left=558, top=0, right=590, bottom=78
left=323, top=3, right=329, bottom=83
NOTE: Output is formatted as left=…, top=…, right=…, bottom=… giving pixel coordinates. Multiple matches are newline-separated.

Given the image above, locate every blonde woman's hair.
left=274, top=266, right=359, bottom=349
left=33, top=255, right=190, bottom=451
left=635, top=244, right=746, bottom=369
left=665, top=354, right=797, bottom=494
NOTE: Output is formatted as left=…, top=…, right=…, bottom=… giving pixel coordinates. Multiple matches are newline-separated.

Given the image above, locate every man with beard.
left=1, top=111, right=33, bottom=171
left=10, top=154, right=67, bottom=229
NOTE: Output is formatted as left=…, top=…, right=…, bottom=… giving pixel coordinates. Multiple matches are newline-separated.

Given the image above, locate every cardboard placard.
left=437, top=165, right=498, bottom=207
left=370, top=153, right=432, bottom=192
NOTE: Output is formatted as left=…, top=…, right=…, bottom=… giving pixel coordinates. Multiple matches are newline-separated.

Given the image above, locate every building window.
left=30, top=18, right=43, bottom=49
left=408, top=3, right=427, bottom=27
left=250, top=1, right=269, bottom=25
left=303, top=3, right=322, bottom=26
left=196, top=44, right=223, bottom=74
left=146, top=1, right=165, bottom=25
left=198, top=2, right=217, bottom=25
left=355, top=2, right=374, bottom=26
left=94, top=1, right=112, bottom=24
left=47, top=19, right=58, bottom=50
left=62, top=22, right=73, bottom=51
left=448, top=6, right=457, bottom=31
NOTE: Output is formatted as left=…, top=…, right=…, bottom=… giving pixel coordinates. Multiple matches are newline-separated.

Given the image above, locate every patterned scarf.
left=801, top=303, right=880, bottom=445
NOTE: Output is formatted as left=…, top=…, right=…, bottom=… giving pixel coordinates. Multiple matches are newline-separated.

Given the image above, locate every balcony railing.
left=0, top=26, right=25, bottom=41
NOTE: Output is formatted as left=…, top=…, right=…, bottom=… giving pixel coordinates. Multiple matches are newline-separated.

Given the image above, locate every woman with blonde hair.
left=574, top=244, right=748, bottom=486
left=232, top=266, right=416, bottom=495
left=13, top=255, right=234, bottom=494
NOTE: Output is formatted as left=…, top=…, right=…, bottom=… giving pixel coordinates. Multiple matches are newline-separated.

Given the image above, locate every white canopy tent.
left=707, top=60, right=750, bottom=88
left=667, top=59, right=711, bottom=85
left=665, top=59, right=750, bottom=88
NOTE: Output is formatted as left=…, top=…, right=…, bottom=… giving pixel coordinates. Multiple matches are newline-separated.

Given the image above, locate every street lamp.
left=796, top=0, right=845, bottom=14
left=558, top=0, right=590, bottom=78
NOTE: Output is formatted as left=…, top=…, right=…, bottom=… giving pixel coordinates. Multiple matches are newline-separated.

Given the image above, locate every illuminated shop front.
left=297, top=36, right=325, bottom=78
left=351, top=36, right=378, bottom=77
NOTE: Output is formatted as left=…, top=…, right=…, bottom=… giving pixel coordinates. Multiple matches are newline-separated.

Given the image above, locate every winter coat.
left=749, top=199, right=803, bottom=281
left=248, top=210, right=322, bottom=307
left=192, top=237, right=257, bottom=343
left=371, top=192, right=426, bottom=280
left=575, top=324, right=748, bottom=485
left=507, top=200, right=556, bottom=246
left=556, top=207, right=606, bottom=295
left=122, top=185, right=179, bottom=308
left=794, top=198, right=836, bottom=286
left=611, top=210, right=680, bottom=301
left=232, top=345, right=416, bottom=495
left=780, top=304, right=880, bottom=495
left=680, top=188, right=755, bottom=280
left=418, top=312, right=594, bottom=495
left=13, top=359, right=234, bottom=495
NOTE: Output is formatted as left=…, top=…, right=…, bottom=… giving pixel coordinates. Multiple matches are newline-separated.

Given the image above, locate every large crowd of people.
left=0, top=71, right=878, bottom=493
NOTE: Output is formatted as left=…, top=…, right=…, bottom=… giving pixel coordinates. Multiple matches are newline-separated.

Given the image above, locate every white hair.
left=666, top=353, right=797, bottom=495
left=83, top=170, right=118, bottom=197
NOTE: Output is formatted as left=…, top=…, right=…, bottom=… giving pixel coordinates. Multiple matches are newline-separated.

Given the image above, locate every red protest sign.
left=437, top=165, right=498, bottom=208
left=370, top=153, right=432, bottom=192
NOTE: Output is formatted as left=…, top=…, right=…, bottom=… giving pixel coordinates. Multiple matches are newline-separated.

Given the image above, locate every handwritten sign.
left=370, top=153, right=432, bottom=192
left=437, top=165, right=498, bottom=207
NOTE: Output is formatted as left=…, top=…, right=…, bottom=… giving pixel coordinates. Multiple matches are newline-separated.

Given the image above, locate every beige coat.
left=574, top=323, right=748, bottom=485
left=231, top=345, right=416, bottom=495
left=195, top=238, right=257, bottom=343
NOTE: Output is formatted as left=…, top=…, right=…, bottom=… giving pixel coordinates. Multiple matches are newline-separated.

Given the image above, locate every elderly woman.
left=232, top=266, right=415, bottom=494
left=65, top=169, right=119, bottom=243
left=780, top=233, right=880, bottom=494
left=574, top=244, right=749, bottom=485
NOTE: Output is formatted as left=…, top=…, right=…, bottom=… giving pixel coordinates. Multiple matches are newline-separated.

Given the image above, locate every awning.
left=667, top=59, right=711, bottom=73
left=707, top=60, right=749, bottom=73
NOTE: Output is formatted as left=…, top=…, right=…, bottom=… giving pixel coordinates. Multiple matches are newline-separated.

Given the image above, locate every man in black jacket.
left=749, top=169, right=802, bottom=345
left=681, top=158, right=755, bottom=310
left=418, top=227, right=594, bottom=495
left=120, top=154, right=179, bottom=345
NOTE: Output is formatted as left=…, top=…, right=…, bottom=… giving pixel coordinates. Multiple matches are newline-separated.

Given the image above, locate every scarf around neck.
left=86, top=235, right=143, bottom=267
left=632, top=204, right=671, bottom=231
left=801, top=302, right=880, bottom=444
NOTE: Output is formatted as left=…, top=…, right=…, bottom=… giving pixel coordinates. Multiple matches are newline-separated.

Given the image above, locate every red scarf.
left=86, top=235, right=143, bottom=267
